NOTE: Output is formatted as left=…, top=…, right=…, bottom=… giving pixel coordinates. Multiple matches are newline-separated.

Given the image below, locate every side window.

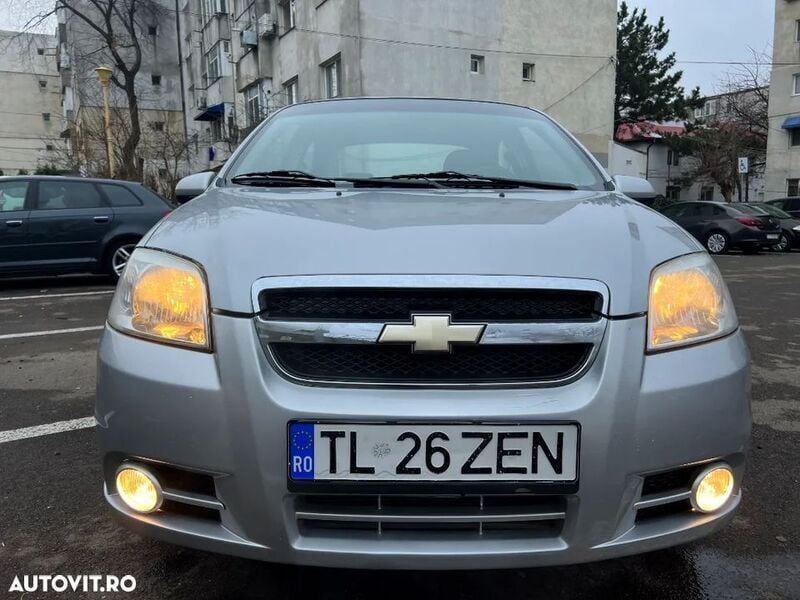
left=100, top=184, right=142, bottom=207
left=37, top=181, right=104, bottom=210
left=0, top=181, right=29, bottom=212
left=788, top=198, right=800, bottom=211
left=696, top=204, right=714, bottom=218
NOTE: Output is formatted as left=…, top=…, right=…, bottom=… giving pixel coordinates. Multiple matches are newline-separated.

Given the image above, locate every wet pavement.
left=0, top=257, right=798, bottom=599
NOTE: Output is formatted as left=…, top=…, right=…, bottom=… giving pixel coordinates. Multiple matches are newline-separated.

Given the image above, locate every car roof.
left=0, top=175, right=142, bottom=186
left=275, top=96, right=548, bottom=117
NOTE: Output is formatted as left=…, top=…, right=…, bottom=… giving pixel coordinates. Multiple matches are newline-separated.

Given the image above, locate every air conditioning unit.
left=258, top=13, right=276, bottom=38
left=240, top=28, right=258, bottom=48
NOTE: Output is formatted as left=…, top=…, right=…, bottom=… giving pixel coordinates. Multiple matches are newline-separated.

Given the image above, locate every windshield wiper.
left=230, top=170, right=337, bottom=187
left=387, top=171, right=578, bottom=190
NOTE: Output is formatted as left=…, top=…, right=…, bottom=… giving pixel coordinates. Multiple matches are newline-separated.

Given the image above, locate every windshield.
left=227, top=100, right=607, bottom=190
left=755, top=203, right=791, bottom=218
left=731, top=204, right=769, bottom=216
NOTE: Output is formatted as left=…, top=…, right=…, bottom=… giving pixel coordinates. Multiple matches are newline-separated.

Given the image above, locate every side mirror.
left=612, top=175, right=657, bottom=205
left=174, top=171, right=215, bottom=204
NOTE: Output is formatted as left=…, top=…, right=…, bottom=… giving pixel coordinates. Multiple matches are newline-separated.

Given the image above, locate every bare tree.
left=21, top=0, right=169, bottom=180
left=673, top=49, right=770, bottom=202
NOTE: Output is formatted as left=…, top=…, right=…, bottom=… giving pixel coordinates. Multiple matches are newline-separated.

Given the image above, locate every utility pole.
left=95, top=66, right=116, bottom=178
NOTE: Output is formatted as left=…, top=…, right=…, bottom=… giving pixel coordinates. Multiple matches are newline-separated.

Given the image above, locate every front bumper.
left=96, top=315, right=751, bottom=569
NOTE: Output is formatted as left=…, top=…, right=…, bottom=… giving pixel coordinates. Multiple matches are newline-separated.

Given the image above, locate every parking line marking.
left=0, top=290, right=114, bottom=301
left=0, top=325, right=105, bottom=340
left=0, top=416, right=96, bottom=444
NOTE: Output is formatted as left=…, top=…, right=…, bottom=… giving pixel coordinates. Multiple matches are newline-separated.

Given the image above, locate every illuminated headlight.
left=793, top=225, right=800, bottom=232
left=647, top=252, right=738, bottom=351
left=107, top=248, right=211, bottom=350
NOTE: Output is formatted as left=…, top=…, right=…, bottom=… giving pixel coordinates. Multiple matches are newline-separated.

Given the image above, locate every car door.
left=26, top=179, right=114, bottom=270
left=0, top=179, right=32, bottom=271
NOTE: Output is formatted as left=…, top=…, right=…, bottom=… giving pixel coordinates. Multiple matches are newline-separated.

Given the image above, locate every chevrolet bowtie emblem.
left=378, top=314, right=486, bottom=353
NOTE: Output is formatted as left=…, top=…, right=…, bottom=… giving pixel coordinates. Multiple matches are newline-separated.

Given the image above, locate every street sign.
left=738, top=157, right=749, bottom=174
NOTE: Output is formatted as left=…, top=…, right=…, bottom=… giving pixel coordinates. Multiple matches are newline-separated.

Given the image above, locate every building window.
left=42, top=112, right=51, bottom=122
left=522, top=63, right=535, bottom=82
left=148, top=25, right=157, bottom=35
left=245, top=84, right=261, bottom=126
left=794, top=74, right=800, bottom=96
left=470, top=54, right=484, bottom=74
left=37, top=48, right=44, bottom=55
left=280, top=0, right=296, bottom=30
left=39, top=80, right=47, bottom=90
left=666, top=185, right=681, bottom=201
left=205, top=46, right=221, bottom=81
left=284, top=77, right=298, bottom=105
left=796, top=19, right=800, bottom=42
left=694, top=107, right=703, bottom=119
left=150, top=121, right=165, bottom=132
left=45, top=144, right=54, bottom=151
left=210, top=119, right=223, bottom=142
left=700, top=186, right=714, bottom=201
left=323, top=56, right=341, bottom=98
left=788, top=178, right=800, bottom=197
left=791, top=129, right=800, bottom=147
left=151, top=74, right=161, bottom=86
left=667, top=150, right=680, bottom=166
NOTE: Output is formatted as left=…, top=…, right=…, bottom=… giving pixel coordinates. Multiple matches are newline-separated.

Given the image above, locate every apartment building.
left=182, top=0, right=617, bottom=170
left=56, top=0, right=185, bottom=193
left=766, top=0, right=800, bottom=198
left=0, top=30, right=64, bottom=175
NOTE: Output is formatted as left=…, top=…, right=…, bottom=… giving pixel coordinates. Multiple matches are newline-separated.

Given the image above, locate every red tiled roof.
left=616, top=121, right=686, bottom=141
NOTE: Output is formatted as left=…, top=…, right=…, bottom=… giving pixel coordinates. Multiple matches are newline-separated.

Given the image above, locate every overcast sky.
left=0, top=0, right=775, bottom=96
left=624, top=0, right=775, bottom=94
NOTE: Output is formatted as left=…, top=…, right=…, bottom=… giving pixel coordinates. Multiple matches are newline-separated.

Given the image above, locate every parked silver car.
left=97, top=98, right=751, bottom=569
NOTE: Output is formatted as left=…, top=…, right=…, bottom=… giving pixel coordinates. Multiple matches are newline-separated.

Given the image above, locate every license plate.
left=288, top=422, right=579, bottom=482
left=767, top=234, right=779, bottom=240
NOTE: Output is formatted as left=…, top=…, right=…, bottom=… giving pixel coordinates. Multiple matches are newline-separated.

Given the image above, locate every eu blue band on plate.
left=289, top=423, right=315, bottom=480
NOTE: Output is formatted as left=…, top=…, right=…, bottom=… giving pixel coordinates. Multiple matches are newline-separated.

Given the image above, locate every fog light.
left=691, top=463, right=734, bottom=513
left=115, top=465, right=162, bottom=513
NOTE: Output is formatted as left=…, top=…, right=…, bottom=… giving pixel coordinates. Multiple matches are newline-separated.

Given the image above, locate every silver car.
left=97, top=98, right=751, bottom=569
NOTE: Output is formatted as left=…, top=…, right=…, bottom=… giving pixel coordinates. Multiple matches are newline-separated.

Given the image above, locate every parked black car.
left=659, top=201, right=781, bottom=254
left=765, top=197, right=800, bottom=218
left=0, top=176, right=172, bottom=278
left=731, top=202, right=800, bottom=252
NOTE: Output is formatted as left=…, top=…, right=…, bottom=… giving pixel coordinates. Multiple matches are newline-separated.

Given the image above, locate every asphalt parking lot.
left=1, top=255, right=798, bottom=600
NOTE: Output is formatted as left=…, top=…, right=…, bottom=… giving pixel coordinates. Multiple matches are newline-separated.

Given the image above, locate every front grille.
left=270, top=342, right=592, bottom=384
left=295, top=494, right=566, bottom=540
left=259, top=288, right=602, bottom=322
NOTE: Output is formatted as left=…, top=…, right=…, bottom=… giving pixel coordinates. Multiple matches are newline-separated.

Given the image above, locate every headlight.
left=107, top=248, right=211, bottom=350
left=647, top=252, right=737, bottom=352
left=793, top=225, right=800, bottom=232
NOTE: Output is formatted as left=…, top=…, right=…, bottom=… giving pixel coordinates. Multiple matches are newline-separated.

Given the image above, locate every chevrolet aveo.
left=97, top=98, right=751, bottom=569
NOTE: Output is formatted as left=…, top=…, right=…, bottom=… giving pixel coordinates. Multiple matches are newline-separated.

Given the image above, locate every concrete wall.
left=211, top=0, right=616, bottom=171
left=765, top=0, right=800, bottom=198
left=0, top=31, right=65, bottom=175
left=357, top=0, right=616, bottom=164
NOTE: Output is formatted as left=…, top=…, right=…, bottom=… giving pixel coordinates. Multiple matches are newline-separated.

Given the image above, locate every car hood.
left=144, top=188, right=702, bottom=315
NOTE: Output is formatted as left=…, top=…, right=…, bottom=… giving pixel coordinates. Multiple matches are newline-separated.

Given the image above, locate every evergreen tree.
left=616, top=2, right=701, bottom=134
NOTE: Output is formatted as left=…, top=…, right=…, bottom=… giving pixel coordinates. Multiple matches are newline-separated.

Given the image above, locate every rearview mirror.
left=175, top=171, right=215, bottom=204
left=612, top=175, right=657, bottom=205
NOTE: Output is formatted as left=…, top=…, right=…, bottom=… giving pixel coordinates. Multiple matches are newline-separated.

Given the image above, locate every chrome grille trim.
left=255, top=319, right=606, bottom=346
